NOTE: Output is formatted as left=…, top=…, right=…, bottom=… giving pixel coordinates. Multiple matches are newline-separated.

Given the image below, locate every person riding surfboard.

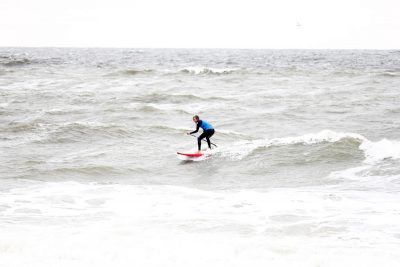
left=187, top=115, right=215, bottom=152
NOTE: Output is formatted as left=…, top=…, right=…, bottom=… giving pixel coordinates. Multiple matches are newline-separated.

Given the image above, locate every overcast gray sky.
left=0, top=0, right=399, bottom=49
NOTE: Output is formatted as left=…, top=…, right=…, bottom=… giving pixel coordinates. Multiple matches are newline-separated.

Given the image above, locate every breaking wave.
left=222, top=130, right=400, bottom=164
left=104, top=67, right=241, bottom=77
left=178, top=67, right=239, bottom=75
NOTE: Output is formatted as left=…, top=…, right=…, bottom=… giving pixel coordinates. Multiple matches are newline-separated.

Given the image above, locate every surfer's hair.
left=193, top=115, right=199, bottom=120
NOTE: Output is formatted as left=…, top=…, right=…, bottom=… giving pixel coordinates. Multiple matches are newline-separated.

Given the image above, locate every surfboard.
left=177, top=152, right=204, bottom=157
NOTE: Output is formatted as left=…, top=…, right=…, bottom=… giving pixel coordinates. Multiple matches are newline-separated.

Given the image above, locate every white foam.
left=360, top=138, right=400, bottom=164
left=0, top=102, right=10, bottom=108
left=1, top=181, right=400, bottom=267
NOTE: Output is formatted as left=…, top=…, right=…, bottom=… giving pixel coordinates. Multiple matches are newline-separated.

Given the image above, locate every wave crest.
left=179, top=67, right=238, bottom=75
left=222, top=130, right=400, bottom=164
left=2, top=58, right=32, bottom=67
left=104, top=69, right=154, bottom=77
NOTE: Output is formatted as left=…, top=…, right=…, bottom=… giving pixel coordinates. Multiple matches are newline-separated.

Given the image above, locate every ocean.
left=1, top=47, right=400, bottom=266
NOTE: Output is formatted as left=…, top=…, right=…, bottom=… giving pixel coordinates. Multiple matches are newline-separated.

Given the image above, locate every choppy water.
left=1, top=48, right=400, bottom=266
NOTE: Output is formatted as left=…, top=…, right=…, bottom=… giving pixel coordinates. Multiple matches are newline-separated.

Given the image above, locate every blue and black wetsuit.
left=190, top=120, right=215, bottom=150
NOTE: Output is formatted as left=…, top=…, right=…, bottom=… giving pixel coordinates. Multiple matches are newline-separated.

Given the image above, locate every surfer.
left=187, top=115, right=215, bottom=152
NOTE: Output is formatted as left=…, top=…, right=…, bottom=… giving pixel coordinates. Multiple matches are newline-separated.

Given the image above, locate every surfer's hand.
left=186, top=132, right=191, bottom=135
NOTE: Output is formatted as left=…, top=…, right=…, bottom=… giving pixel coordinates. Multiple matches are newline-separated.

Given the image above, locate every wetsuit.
left=190, top=120, right=215, bottom=150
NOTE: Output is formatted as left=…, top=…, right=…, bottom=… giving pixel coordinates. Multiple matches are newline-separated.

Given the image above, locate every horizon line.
left=0, top=45, right=399, bottom=51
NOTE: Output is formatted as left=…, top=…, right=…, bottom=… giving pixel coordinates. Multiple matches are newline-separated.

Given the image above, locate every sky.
left=0, top=0, right=399, bottom=49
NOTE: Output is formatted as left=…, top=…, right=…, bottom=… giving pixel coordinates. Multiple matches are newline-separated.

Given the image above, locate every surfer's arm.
left=189, top=124, right=200, bottom=134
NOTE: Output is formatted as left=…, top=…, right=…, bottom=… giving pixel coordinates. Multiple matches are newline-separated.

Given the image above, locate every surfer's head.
left=193, top=115, right=200, bottom=123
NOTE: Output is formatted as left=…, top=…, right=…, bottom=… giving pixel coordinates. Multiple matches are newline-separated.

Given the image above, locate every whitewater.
left=1, top=48, right=400, bottom=266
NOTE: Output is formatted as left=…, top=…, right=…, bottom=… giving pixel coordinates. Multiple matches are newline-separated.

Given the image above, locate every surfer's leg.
left=197, top=137, right=201, bottom=150
left=205, top=129, right=214, bottom=149
left=198, top=132, right=206, bottom=151
left=206, top=136, right=211, bottom=149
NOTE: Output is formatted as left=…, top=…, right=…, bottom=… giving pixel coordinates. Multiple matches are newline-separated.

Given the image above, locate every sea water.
left=1, top=48, right=400, bottom=266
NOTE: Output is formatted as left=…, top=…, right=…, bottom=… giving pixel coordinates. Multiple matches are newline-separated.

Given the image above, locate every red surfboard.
left=177, top=152, right=204, bottom=157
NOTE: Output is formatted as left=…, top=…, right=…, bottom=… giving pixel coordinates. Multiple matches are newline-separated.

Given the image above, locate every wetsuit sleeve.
left=190, top=123, right=200, bottom=134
